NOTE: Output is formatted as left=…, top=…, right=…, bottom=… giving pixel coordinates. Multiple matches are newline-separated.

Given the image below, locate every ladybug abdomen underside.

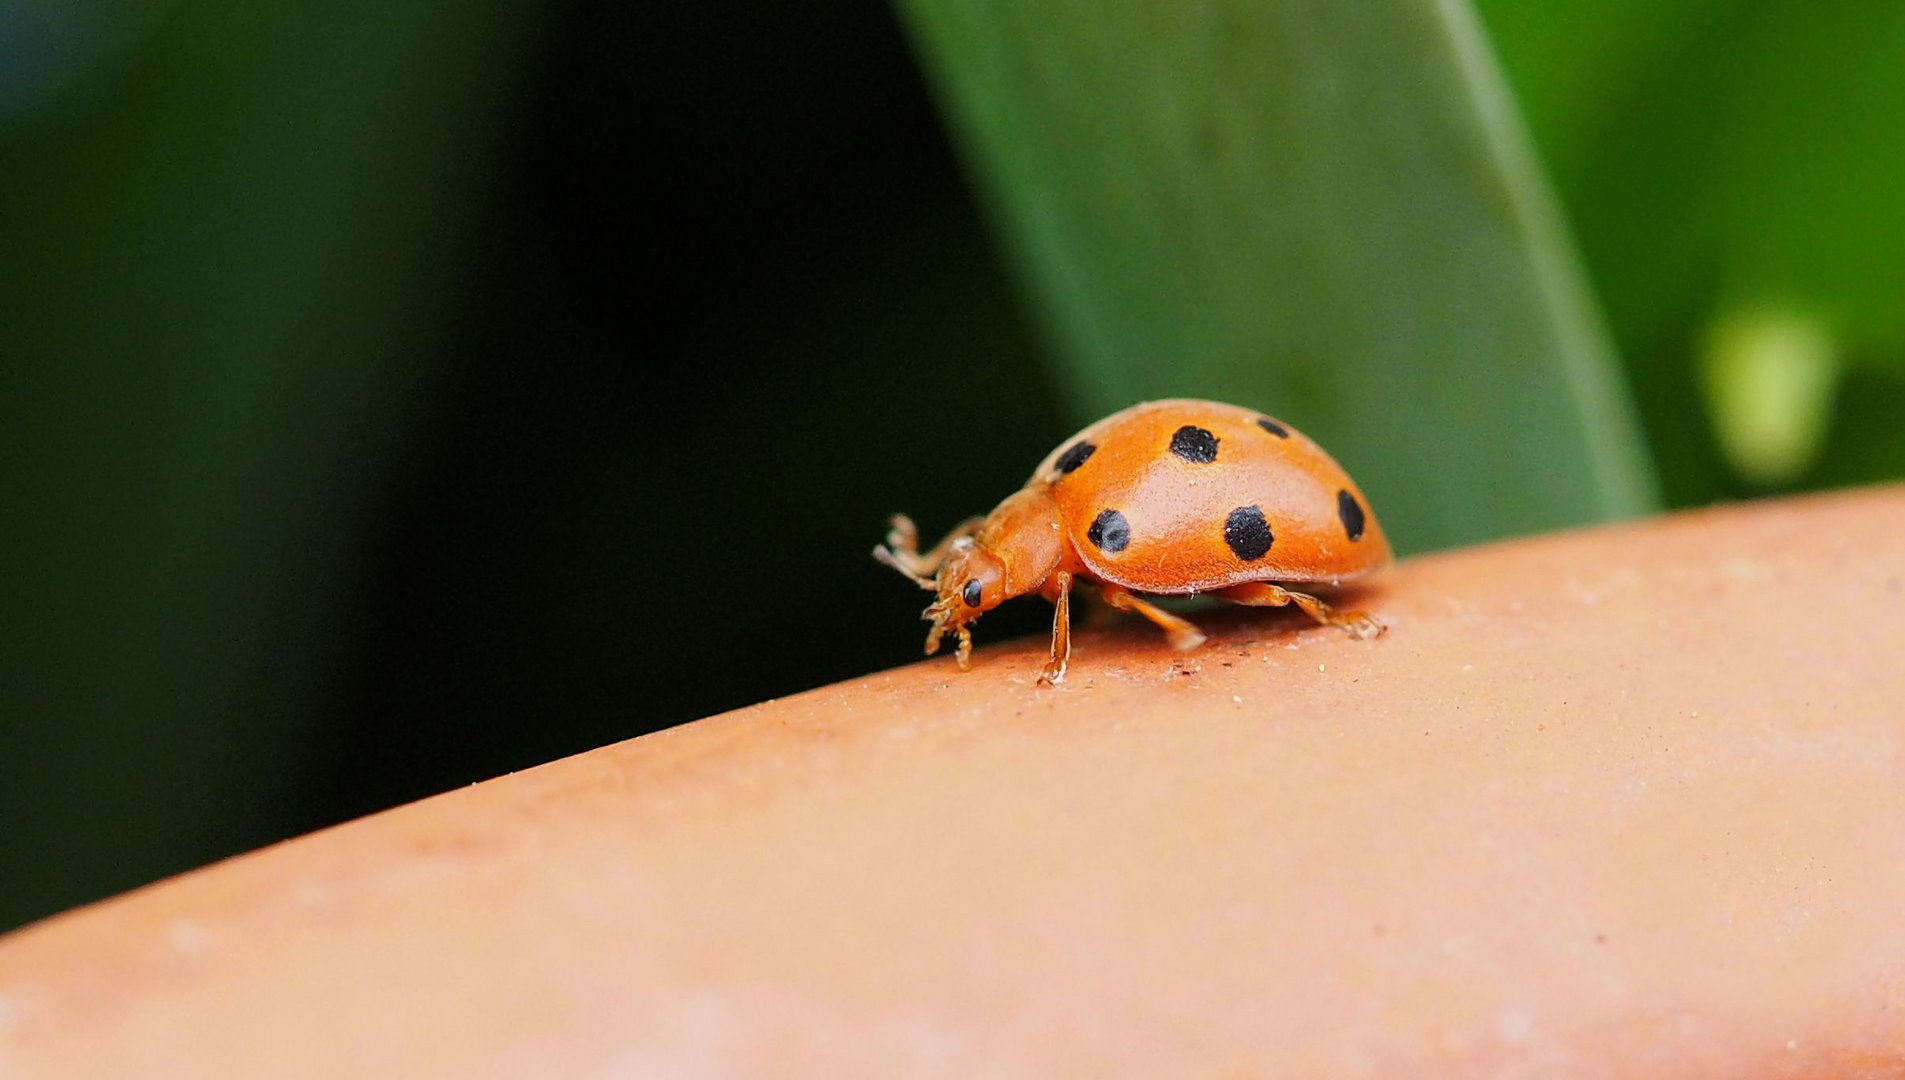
left=1033, top=400, right=1390, bottom=594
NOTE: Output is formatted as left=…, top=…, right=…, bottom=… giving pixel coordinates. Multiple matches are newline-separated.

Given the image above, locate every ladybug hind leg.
left=1218, top=582, right=1385, bottom=640
left=874, top=513, right=983, bottom=587
left=1097, top=582, right=1207, bottom=652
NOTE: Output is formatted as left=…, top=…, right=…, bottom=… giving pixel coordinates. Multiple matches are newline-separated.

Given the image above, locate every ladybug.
left=874, top=399, right=1389, bottom=683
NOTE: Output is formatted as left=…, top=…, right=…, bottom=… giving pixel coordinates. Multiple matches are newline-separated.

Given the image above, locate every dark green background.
left=3, top=1, right=1902, bottom=932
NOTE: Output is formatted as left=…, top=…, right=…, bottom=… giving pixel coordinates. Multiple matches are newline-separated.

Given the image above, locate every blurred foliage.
left=3, top=0, right=1904, bottom=932
left=898, top=0, right=1657, bottom=553
left=1474, top=0, right=1905, bottom=498
left=1699, top=306, right=1838, bottom=488
left=0, top=0, right=546, bottom=927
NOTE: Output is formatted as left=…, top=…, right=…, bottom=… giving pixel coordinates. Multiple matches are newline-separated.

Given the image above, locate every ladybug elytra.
left=875, top=399, right=1390, bottom=684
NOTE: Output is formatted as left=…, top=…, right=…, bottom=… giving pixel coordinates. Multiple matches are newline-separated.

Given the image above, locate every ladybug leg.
left=1097, top=583, right=1207, bottom=652
left=918, top=515, right=985, bottom=566
left=1037, top=570, right=1073, bottom=685
left=1217, top=583, right=1385, bottom=640
left=874, top=513, right=984, bottom=586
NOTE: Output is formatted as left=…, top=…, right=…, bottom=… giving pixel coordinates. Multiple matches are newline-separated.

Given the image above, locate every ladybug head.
left=921, top=536, right=1006, bottom=669
left=874, top=490, right=1063, bottom=672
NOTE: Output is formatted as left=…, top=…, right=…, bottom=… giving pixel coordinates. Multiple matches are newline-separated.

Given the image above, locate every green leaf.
left=895, top=0, right=1658, bottom=553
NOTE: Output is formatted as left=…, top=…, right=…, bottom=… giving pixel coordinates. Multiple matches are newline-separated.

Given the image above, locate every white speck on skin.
left=1318, top=663, right=1326, bottom=672
left=1564, top=568, right=1640, bottom=606
left=1724, top=559, right=1775, bottom=583
left=1232, top=695, right=1243, bottom=704
left=169, top=918, right=208, bottom=957
left=1496, top=1005, right=1535, bottom=1043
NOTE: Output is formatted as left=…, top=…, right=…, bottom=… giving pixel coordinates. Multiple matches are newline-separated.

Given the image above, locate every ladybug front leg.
left=1217, top=582, right=1385, bottom=640
left=873, top=513, right=984, bottom=586
left=1096, top=582, right=1207, bottom=651
left=1037, top=570, right=1073, bottom=685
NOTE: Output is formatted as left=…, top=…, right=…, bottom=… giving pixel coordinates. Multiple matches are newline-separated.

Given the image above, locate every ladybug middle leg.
left=1217, top=582, right=1385, bottom=640
left=1096, top=583, right=1207, bottom=652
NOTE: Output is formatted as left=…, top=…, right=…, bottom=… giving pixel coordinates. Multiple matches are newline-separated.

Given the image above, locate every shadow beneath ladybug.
left=1077, top=582, right=1392, bottom=643
left=929, top=573, right=1395, bottom=668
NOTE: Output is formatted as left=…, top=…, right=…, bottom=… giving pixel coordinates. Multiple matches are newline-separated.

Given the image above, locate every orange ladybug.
left=874, top=399, right=1390, bottom=683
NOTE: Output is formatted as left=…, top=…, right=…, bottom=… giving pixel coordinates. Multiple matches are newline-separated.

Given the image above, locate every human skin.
left=2, top=486, right=1903, bottom=1078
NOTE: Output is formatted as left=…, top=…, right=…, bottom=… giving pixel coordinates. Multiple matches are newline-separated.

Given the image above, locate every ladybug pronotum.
left=874, top=399, right=1390, bottom=683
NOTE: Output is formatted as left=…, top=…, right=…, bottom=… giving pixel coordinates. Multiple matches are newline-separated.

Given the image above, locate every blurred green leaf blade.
left=897, top=0, right=1658, bottom=553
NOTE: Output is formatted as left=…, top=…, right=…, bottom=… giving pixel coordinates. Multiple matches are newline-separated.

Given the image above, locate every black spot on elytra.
left=1169, top=425, right=1219, bottom=463
left=1337, top=489, right=1367, bottom=541
left=1087, top=509, right=1130, bottom=554
left=1053, top=441, right=1096, bottom=476
left=1256, top=417, right=1289, bottom=438
left=1223, top=505, right=1273, bottom=561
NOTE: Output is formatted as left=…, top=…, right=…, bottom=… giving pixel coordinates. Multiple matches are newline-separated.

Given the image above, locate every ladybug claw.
left=1169, top=626, right=1207, bottom=651
left=885, top=513, right=918, bottom=554
left=1337, top=611, right=1386, bottom=640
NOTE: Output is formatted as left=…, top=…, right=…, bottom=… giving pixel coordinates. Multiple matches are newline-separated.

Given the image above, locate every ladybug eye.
left=963, top=579, right=984, bottom=607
